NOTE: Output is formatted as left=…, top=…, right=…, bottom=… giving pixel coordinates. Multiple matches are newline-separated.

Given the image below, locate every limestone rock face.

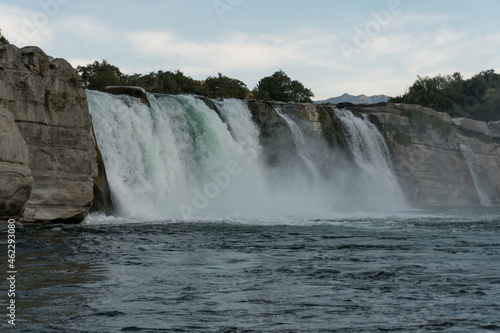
left=356, top=104, right=500, bottom=207
left=0, top=106, right=33, bottom=219
left=249, top=100, right=500, bottom=208
left=0, top=44, right=97, bottom=223
left=246, top=99, right=300, bottom=167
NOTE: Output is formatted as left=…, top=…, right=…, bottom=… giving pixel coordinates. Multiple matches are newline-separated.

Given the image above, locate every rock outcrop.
left=103, top=86, right=150, bottom=106
left=362, top=104, right=477, bottom=207
left=0, top=44, right=98, bottom=223
left=0, top=105, right=33, bottom=219
left=247, top=100, right=500, bottom=208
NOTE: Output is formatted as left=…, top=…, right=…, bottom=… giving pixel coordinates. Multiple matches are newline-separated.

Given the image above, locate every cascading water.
left=334, top=108, right=407, bottom=210
left=88, top=91, right=270, bottom=220
left=87, top=91, right=408, bottom=220
left=458, top=144, right=492, bottom=207
left=274, top=107, right=321, bottom=182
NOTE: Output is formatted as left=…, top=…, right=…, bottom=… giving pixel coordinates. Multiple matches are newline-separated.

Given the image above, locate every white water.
left=458, top=144, right=492, bottom=207
left=274, top=107, right=321, bottom=181
left=334, top=109, right=407, bottom=210
left=87, top=91, right=408, bottom=221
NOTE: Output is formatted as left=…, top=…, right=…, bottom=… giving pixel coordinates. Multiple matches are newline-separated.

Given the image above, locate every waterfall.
left=274, top=107, right=321, bottom=181
left=334, top=108, right=407, bottom=209
left=87, top=91, right=408, bottom=220
left=88, top=91, right=267, bottom=219
left=458, top=144, right=492, bottom=207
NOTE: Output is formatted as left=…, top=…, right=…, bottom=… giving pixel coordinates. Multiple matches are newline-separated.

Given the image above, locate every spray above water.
left=333, top=109, right=407, bottom=211
left=87, top=91, right=409, bottom=221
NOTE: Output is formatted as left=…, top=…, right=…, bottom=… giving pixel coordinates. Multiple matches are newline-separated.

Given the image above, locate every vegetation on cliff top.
left=0, top=29, right=9, bottom=45
left=2, top=27, right=495, bottom=118
left=402, top=108, right=452, bottom=137
left=76, top=60, right=314, bottom=103
left=253, top=70, right=314, bottom=103
left=390, top=70, right=500, bottom=122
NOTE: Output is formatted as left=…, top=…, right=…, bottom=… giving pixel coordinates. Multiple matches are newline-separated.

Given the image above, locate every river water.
left=3, top=209, right=500, bottom=332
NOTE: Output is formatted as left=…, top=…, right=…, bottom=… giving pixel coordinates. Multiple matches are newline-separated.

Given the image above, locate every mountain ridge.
left=315, top=93, right=390, bottom=105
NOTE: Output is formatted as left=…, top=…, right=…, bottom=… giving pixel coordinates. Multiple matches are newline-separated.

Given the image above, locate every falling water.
left=274, top=106, right=321, bottom=181
left=87, top=91, right=408, bottom=219
left=458, top=144, right=492, bottom=207
left=334, top=108, right=407, bottom=210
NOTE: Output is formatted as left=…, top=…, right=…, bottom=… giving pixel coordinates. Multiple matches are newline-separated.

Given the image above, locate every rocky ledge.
left=258, top=101, right=500, bottom=208
left=0, top=44, right=103, bottom=223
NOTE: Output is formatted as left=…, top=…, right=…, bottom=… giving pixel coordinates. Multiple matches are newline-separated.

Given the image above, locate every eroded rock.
left=0, top=44, right=98, bottom=223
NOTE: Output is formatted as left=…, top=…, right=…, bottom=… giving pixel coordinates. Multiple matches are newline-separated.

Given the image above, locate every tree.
left=390, top=73, right=464, bottom=112
left=253, top=70, right=314, bottom=103
left=204, top=73, right=249, bottom=99
left=0, top=29, right=9, bottom=45
left=76, top=60, right=125, bottom=90
left=389, top=70, right=500, bottom=121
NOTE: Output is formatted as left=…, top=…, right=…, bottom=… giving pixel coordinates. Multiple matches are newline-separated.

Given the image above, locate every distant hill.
left=315, top=93, right=389, bottom=105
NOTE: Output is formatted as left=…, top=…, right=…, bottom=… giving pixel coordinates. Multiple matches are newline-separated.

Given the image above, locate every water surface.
left=2, top=209, right=500, bottom=332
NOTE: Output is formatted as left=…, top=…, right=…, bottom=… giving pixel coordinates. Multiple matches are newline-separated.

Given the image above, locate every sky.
left=1, top=0, right=499, bottom=100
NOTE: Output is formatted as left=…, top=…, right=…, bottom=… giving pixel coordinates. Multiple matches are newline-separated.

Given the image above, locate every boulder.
left=103, top=86, right=150, bottom=106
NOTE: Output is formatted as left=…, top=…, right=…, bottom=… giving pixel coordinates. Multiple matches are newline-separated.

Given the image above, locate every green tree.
left=253, top=70, right=314, bottom=102
left=204, top=73, right=249, bottom=99
left=390, top=73, right=464, bottom=112
left=0, top=29, right=9, bottom=45
left=123, top=69, right=209, bottom=96
left=390, top=70, right=500, bottom=121
left=76, top=60, right=125, bottom=90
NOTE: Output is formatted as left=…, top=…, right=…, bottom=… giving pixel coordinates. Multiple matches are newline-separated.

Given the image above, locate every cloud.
left=130, top=31, right=294, bottom=72
left=0, top=4, right=56, bottom=47
left=56, top=16, right=111, bottom=43
left=128, top=29, right=346, bottom=76
left=2, top=2, right=499, bottom=99
left=65, top=57, right=99, bottom=69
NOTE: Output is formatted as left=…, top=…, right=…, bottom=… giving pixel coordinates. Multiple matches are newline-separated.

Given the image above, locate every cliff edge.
left=0, top=44, right=98, bottom=223
left=247, top=100, right=500, bottom=208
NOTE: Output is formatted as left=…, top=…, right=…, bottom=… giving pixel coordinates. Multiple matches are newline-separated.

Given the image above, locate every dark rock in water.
left=0, top=44, right=98, bottom=223
left=103, top=86, right=150, bottom=106
left=90, top=137, right=114, bottom=216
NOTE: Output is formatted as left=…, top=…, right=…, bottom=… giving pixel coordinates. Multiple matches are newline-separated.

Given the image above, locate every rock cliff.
left=0, top=44, right=98, bottom=223
left=247, top=100, right=500, bottom=208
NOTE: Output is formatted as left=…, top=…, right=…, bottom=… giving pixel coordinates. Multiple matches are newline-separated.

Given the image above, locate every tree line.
left=2, top=28, right=498, bottom=120
left=1, top=27, right=314, bottom=102
left=76, top=60, right=314, bottom=103
left=390, top=70, right=500, bottom=122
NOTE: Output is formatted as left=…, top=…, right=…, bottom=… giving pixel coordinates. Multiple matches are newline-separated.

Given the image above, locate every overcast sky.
left=1, top=0, right=499, bottom=100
